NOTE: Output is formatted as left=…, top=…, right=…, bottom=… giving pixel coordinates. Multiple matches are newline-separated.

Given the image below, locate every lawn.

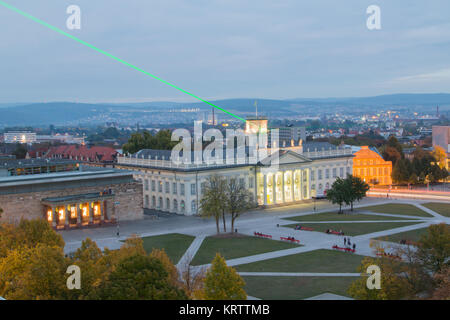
left=140, top=233, right=195, bottom=264
left=190, top=234, right=300, bottom=266
left=243, top=276, right=356, bottom=300
left=283, top=221, right=423, bottom=236
left=358, top=204, right=432, bottom=217
left=374, top=224, right=450, bottom=244
left=284, top=212, right=417, bottom=222
left=422, top=202, right=450, bottom=217
left=235, top=249, right=365, bottom=273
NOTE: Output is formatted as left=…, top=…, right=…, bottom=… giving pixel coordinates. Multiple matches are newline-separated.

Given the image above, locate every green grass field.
left=421, top=202, right=450, bottom=217
left=374, top=224, right=450, bottom=244
left=283, top=221, right=422, bottom=236
left=243, top=276, right=356, bottom=300
left=284, top=212, right=416, bottom=222
left=190, top=234, right=300, bottom=266
left=140, top=233, right=195, bottom=264
left=235, top=249, right=365, bottom=273
left=358, top=204, right=432, bottom=217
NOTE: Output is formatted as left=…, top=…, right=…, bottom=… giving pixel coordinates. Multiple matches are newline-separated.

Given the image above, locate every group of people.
left=343, top=237, right=356, bottom=251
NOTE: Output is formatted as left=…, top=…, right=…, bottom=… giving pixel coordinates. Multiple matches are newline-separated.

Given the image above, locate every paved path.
left=58, top=197, right=448, bottom=300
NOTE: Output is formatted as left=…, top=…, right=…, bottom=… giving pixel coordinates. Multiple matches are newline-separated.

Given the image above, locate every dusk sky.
left=1, top=0, right=450, bottom=103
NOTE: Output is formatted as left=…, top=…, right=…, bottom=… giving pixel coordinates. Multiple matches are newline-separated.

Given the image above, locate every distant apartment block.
left=269, top=126, right=306, bottom=147
left=3, top=131, right=37, bottom=144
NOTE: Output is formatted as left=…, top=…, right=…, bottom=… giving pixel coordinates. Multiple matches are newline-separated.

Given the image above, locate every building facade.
left=432, top=126, right=450, bottom=169
left=0, top=164, right=143, bottom=229
left=352, top=146, right=392, bottom=186
left=4, top=131, right=37, bottom=144
left=116, top=142, right=353, bottom=215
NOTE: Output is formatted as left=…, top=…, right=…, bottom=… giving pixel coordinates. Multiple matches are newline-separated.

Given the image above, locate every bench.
left=280, top=236, right=300, bottom=244
left=376, top=252, right=402, bottom=260
left=294, top=226, right=314, bottom=231
left=254, top=232, right=272, bottom=239
left=332, top=245, right=355, bottom=253
left=326, top=230, right=344, bottom=236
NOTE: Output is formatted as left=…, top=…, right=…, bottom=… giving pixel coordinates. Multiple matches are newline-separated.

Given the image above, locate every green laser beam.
left=0, top=0, right=246, bottom=122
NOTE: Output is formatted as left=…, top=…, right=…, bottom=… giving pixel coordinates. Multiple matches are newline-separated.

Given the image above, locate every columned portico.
left=42, top=191, right=115, bottom=229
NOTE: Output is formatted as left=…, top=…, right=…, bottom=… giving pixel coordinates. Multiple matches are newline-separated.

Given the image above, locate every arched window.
left=173, top=199, right=178, bottom=212
left=191, top=200, right=197, bottom=213
left=166, top=198, right=170, bottom=210
left=180, top=200, right=185, bottom=213
left=158, top=197, right=163, bottom=209
left=152, top=196, right=156, bottom=208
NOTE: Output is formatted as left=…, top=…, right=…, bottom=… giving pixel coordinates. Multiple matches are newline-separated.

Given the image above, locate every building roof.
left=353, top=146, right=387, bottom=161
left=0, top=158, right=77, bottom=169
left=303, top=142, right=344, bottom=152
left=46, top=145, right=118, bottom=162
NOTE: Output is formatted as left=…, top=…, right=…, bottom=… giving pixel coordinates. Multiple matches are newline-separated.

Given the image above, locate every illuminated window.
left=47, top=210, right=52, bottom=222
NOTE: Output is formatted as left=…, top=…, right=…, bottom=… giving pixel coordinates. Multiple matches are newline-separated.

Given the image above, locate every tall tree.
left=225, top=178, right=255, bottom=232
left=202, top=253, right=246, bottom=300
left=415, top=223, right=450, bottom=274
left=326, top=177, right=347, bottom=213
left=200, top=175, right=227, bottom=233
left=345, top=175, right=370, bottom=211
left=122, top=130, right=177, bottom=154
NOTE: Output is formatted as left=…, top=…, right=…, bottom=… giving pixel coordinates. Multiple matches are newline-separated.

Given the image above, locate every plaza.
left=60, top=196, right=450, bottom=300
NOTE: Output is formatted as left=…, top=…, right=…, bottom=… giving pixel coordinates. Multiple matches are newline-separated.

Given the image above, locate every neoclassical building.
left=116, top=141, right=353, bottom=215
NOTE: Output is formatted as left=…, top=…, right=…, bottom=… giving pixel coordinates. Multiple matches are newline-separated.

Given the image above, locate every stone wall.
left=0, top=182, right=143, bottom=225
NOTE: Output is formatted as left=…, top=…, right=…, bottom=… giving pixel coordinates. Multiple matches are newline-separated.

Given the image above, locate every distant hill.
left=1, top=93, right=449, bottom=126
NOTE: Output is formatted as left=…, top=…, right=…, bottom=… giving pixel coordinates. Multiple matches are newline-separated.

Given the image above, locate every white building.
left=116, top=141, right=353, bottom=216
left=4, top=131, right=37, bottom=144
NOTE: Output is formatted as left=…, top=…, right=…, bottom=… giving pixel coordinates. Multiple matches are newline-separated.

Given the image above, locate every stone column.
left=272, top=174, right=276, bottom=204
left=299, top=170, right=303, bottom=200
left=89, top=203, right=93, bottom=225
left=263, top=174, right=267, bottom=205
left=291, top=170, right=295, bottom=202
left=100, top=201, right=105, bottom=224
left=281, top=171, right=285, bottom=203
left=64, top=205, right=69, bottom=229
left=51, top=207, right=57, bottom=228
left=76, top=204, right=81, bottom=227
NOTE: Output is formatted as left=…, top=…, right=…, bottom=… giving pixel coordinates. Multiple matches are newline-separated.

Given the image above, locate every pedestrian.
left=116, top=224, right=120, bottom=237
left=344, top=237, right=347, bottom=246
left=352, top=243, right=356, bottom=251
left=348, top=238, right=351, bottom=247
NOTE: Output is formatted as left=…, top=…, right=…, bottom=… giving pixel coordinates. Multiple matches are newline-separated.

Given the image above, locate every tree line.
left=0, top=219, right=246, bottom=300
left=326, top=175, right=370, bottom=213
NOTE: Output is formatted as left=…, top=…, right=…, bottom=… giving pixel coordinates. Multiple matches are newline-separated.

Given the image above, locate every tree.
left=345, top=175, right=370, bottom=211
left=348, top=255, right=412, bottom=300
left=382, top=146, right=402, bottom=166
left=12, top=143, right=27, bottom=159
left=326, top=177, right=347, bottom=213
left=432, top=146, right=447, bottom=169
left=0, top=244, right=69, bottom=300
left=430, top=266, right=450, bottom=300
left=202, top=253, right=246, bottom=300
left=96, top=253, right=187, bottom=300
left=225, top=178, right=256, bottom=232
left=200, top=175, right=227, bottom=233
left=392, top=159, right=410, bottom=184
left=122, top=130, right=177, bottom=154
left=415, top=223, right=450, bottom=274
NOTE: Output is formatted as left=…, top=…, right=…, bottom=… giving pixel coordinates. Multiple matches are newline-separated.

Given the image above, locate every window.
left=310, top=169, right=315, bottom=181
left=180, top=200, right=185, bottom=213
left=158, top=197, right=163, bottom=209
left=173, top=199, right=178, bottom=212
left=311, top=184, right=316, bottom=191
left=180, top=183, right=185, bottom=196
left=173, top=182, right=177, bottom=194
left=332, top=168, right=337, bottom=178
left=325, top=169, right=329, bottom=179
left=165, top=181, right=170, bottom=193
left=166, top=198, right=170, bottom=210
left=339, top=167, right=344, bottom=177
left=145, top=195, right=149, bottom=207
left=158, top=181, right=163, bottom=192
left=318, top=169, right=323, bottom=180
left=249, top=176, right=254, bottom=188
left=152, top=196, right=156, bottom=208
left=201, top=182, right=206, bottom=194
left=144, top=179, right=149, bottom=191
left=239, top=178, right=245, bottom=187
left=191, top=200, right=196, bottom=213
left=191, top=183, right=196, bottom=195
left=151, top=180, right=155, bottom=191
